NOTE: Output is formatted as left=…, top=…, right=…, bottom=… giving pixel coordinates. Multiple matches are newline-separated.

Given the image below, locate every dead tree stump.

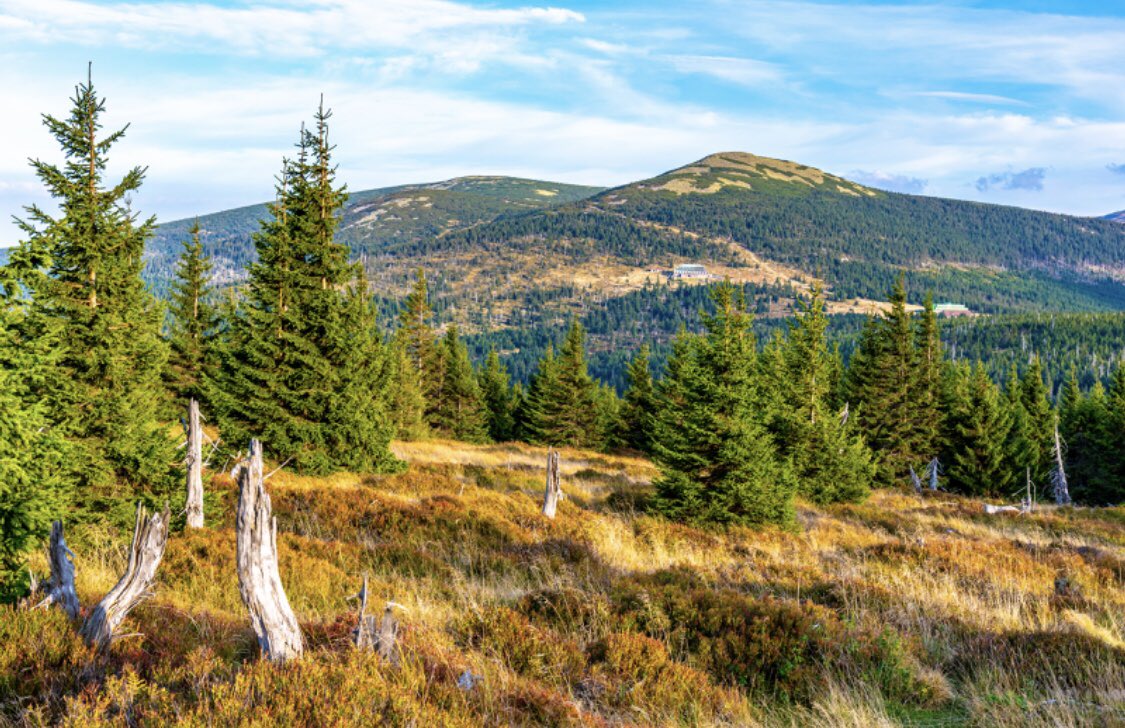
left=542, top=449, right=562, bottom=519
left=36, top=521, right=80, bottom=620
left=1052, top=423, right=1072, bottom=506
left=353, top=575, right=378, bottom=651
left=185, top=398, right=205, bottom=529
left=377, top=603, right=400, bottom=665
left=79, top=503, right=171, bottom=650
left=236, top=440, right=304, bottom=662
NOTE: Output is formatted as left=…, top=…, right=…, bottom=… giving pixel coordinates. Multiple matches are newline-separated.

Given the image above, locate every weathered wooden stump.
left=36, top=521, right=80, bottom=620
left=185, top=398, right=205, bottom=529
left=236, top=440, right=304, bottom=662
left=79, top=503, right=171, bottom=650
left=541, top=449, right=562, bottom=519
left=377, top=603, right=400, bottom=665
left=353, top=574, right=378, bottom=651
left=1052, top=423, right=1072, bottom=506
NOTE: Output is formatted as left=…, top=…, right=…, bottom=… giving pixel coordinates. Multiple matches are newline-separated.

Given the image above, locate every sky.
left=3, top=0, right=1125, bottom=246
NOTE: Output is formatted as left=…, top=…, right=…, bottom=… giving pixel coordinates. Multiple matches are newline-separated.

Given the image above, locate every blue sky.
left=3, top=0, right=1125, bottom=246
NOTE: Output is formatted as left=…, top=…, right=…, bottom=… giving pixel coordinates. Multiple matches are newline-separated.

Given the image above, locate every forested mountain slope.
left=145, top=176, right=603, bottom=294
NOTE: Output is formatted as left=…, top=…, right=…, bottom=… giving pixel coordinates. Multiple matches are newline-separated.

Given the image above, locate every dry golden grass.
left=6, top=439, right=1124, bottom=726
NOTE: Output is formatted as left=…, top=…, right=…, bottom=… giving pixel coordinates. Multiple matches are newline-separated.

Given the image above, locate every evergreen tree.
left=434, top=325, right=489, bottom=443
left=389, top=331, right=430, bottom=441
left=9, top=71, right=175, bottom=519
left=0, top=287, right=72, bottom=601
left=1094, top=365, right=1125, bottom=504
left=845, top=278, right=924, bottom=487
left=520, top=322, right=601, bottom=448
left=214, top=101, right=397, bottom=473
left=773, top=285, right=873, bottom=504
left=944, top=364, right=1014, bottom=497
left=165, top=220, right=217, bottom=406
left=478, top=348, right=515, bottom=442
left=398, top=268, right=442, bottom=423
left=915, top=293, right=943, bottom=457
left=324, top=271, right=404, bottom=473
left=1003, top=363, right=1036, bottom=481
left=650, top=285, right=794, bottom=526
left=1019, top=356, right=1054, bottom=489
left=620, top=344, right=656, bottom=452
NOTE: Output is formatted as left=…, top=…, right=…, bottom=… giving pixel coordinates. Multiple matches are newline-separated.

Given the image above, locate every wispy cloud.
left=848, top=170, right=927, bottom=194
left=665, top=55, right=784, bottom=87
left=910, top=91, right=1027, bottom=106
left=975, top=167, right=1047, bottom=192
left=1108, top=162, right=1125, bottom=176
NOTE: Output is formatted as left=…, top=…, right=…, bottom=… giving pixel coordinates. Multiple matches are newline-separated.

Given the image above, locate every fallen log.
left=236, top=440, right=304, bottom=662
left=79, top=503, right=171, bottom=650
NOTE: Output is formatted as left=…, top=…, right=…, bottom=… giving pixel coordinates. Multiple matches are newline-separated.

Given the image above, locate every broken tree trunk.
left=236, top=440, right=304, bottom=662
left=1052, top=422, right=1072, bottom=506
left=377, top=603, right=400, bottom=665
left=36, top=521, right=80, bottom=620
left=185, top=398, right=204, bottom=529
left=983, top=503, right=1022, bottom=515
left=909, top=466, right=923, bottom=495
left=541, top=449, right=562, bottom=519
left=353, top=574, right=378, bottom=650
left=79, top=503, right=171, bottom=650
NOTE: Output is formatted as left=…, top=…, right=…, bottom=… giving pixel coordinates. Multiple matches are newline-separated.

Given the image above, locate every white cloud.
left=666, top=54, right=784, bottom=87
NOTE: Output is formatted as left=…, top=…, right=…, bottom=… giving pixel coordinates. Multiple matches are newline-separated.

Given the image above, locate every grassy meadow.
left=2, top=439, right=1123, bottom=727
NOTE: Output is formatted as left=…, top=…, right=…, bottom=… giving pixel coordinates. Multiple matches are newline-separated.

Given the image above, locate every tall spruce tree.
left=165, top=220, right=217, bottom=406
left=434, top=325, right=489, bottom=443
left=389, top=331, right=430, bottom=441
left=772, top=284, right=873, bottom=504
left=398, top=268, right=442, bottom=425
left=10, top=71, right=175, bottom=520
left=915, top=294, right=943, bottom=458
left=479, top=348, right=515, bottom=442
left=944, top=364, right=1014, bottom=497
left=620, top=344, right=656, bottom=452
left=650, top=285, right=794, bottom=526
left=846, top=279, right=925, bottom=487
left=214, top=102, right=397, bottom=473
left=1019, top=356, right=1055, bottom=489
left=520, top=322, right=601, bottom=448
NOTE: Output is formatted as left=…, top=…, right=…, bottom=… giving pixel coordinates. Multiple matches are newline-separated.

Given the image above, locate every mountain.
left=145, top=176, right=604, bottom=293
left=1105, top=210, right=1125, bottom=223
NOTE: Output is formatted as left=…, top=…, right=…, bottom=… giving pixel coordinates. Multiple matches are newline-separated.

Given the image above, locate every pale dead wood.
left=79, top=503, right=171, bottom=650
left=541, top=448, right=562, bottom=519
left=35, top=521, right=80, bottom=620
left=353, top=574, right=378, bottom=651
left=377, top=603, right=400, bottom=665
left=236, top=439, right=304, bottom=662
left=1052, top=422, right=1072, bottom=506
left=185, top=398, right=205, bottom=529
left=983, top=503, right=1023, bottom=515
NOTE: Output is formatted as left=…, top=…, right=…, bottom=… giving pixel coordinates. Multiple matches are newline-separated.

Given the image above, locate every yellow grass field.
left=3, top=439, right=1123, bottom=726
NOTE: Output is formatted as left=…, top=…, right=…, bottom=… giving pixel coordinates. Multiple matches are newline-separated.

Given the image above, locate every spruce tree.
left=214, top=101, right=397, bottom=474
left=479, top=348, right=515, bottom=442
left=398, top=268, right=442, bottom=423
left=944, top=364, right=1013, bottom=497
left=434, top=325, right=489, bottom=443
left=389, top=331, right=430, bottom=441
left=915, top=293, right=943, bottom=457
left=1019, top=356, right=1054, bottom=489
left=0, top=294, right=72, bottom=601
left=620, top=344, right=656, bottom=452
left=774, top=284, right=873, bottom=504
left=165, top=220, right=217, bottom=406
left=10, top=71, right=175, bottom=519
left=845, top=278, right=924, bottom=487
left=520, top=322, right=601, bottom=448
left=1094, top=364, right=1125, bottom=504
left=650, top=285, right=794, bottom=526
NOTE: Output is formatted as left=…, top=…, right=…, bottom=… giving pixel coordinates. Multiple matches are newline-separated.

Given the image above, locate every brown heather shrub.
left=610, top=571, right=931, bottom=706
left=455, top=606, right=586, bottom=687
